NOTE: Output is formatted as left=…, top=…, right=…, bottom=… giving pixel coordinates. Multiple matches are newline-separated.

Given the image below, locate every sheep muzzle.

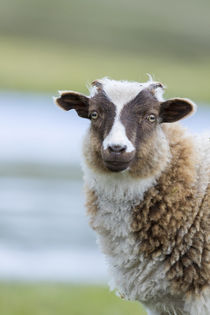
left=101, top=147, right=135, bottom=172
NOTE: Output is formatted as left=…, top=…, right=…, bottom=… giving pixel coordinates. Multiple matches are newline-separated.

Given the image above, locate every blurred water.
left=0, top=91, right=209, bottom=283
left=0, top=178, right=92, bottom=249
left=0, top=91, right=108, bottom=283
left=0, top=177, right=108, bottom=283
left=0, top=91, right=90, bottom=164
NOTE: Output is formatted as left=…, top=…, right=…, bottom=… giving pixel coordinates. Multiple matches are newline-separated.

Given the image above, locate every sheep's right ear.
left=54, top=91, right=89, bottom=119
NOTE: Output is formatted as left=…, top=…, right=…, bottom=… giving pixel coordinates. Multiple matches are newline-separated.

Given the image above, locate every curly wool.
left=131, top=125, right=210, bottom=296
left=84, top=124, right=210, bottom=315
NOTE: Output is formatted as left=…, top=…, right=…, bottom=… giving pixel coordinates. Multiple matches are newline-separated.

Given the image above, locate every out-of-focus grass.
left=0, top=36, right=210, bottom=103
left=0, top=0, right=210, bottom=102
left=0, top=283, right=147, bottom=315
left=1, top=0, right=210, bottom=59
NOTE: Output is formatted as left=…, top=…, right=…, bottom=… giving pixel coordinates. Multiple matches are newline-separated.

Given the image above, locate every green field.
left=0, top=283, right=147, bottom=315
left=0, top=0, right=210, bottom=102
left=0, top=35, right=210, bottom=102
left=1, top=0, right=210, bottom=58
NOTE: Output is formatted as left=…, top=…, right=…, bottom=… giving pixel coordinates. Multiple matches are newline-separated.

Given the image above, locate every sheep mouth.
left=104, top=160, right=131, bottom=172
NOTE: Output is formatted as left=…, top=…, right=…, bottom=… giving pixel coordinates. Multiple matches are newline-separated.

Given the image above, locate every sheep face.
left=88, top=82, right=162, bottom=173
left=55, top=78, right=196, bottom=175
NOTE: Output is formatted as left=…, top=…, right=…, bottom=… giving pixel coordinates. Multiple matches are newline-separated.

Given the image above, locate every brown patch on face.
left=131, top=124, right=210, bottom=296
left=120, top=87, right=160, bottom=143
left=128, top=129, right=169, bottom=178
left=88, top=91, right=115, bottom=141
left=119, top=87, right=165, bottom=178
left=83, top=90, right=117, bottom=173
left=120, top=89, right=159, bottom=144
left=83, top=128, right=110, bottom=173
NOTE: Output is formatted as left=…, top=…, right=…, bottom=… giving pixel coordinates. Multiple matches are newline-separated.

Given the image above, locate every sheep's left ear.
left=54, top=91, right=89, bottom=119
left=159, top=98, right=196, bottom=123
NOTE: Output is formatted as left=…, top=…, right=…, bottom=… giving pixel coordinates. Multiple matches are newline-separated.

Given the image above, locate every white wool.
left=83, top=165, right=159, bottom=202
left=88, top=77, right=165, bottom=103
left=82, top=136, right=173, bottom=309
left=88, top=85, right=98, bottom=98
left=184, top=288, right=210, bottom=315
left=83, top=163, right=170, bottom=304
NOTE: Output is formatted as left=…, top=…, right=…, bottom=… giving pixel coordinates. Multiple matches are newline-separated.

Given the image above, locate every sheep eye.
left=147, top=114, right=156, bottom=123
left=90, top=111, right=98, bottom=120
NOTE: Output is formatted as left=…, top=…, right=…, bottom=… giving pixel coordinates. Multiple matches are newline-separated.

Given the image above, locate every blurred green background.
left=0, top=284, right=147, bottom=315
left=0, top=0, right=210, bottom=101
left=0, top=1, right=209, bottom=315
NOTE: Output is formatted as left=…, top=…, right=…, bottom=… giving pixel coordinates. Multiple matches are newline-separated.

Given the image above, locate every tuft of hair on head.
left=91, top=80, right=103, bottom=88
left=146, top=73, right=154, bottom=82
left=144, top=74, right=165, bottom=101
left=87, top=80, right=104, bottom=98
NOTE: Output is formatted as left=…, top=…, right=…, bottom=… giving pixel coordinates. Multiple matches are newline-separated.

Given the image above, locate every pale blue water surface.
left=0, top=91, right=209, bottom=282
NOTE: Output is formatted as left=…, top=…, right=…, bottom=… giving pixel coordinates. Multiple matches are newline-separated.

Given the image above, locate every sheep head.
left=55, top=78, right=196, bottom=176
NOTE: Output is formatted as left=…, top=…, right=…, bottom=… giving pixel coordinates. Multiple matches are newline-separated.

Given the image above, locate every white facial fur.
left=102, top=111, right=135, bottom=153
left=89, top=77, right=164, bottom=153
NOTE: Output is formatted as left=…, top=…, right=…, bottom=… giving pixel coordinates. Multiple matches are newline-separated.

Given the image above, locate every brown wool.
left=130, top=125, right=210, bottom=297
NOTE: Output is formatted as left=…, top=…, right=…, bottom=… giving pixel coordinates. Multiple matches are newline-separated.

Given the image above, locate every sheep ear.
left=54, top=91, right=89, bottom=119
left=159, top=98, right=196, bottom=123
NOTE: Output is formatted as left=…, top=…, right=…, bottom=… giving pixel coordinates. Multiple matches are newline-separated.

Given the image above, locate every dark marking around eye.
left=119, top=87, right=161, bottom=152
left=89, top=90, right=116, bottom=140
left=147, top=114, right=156, bottom=123
left=90, top=111, right=98, bottom=120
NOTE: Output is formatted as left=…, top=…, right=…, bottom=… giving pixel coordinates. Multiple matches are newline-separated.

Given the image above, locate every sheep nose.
left=108, top=145, right=127, bottom=153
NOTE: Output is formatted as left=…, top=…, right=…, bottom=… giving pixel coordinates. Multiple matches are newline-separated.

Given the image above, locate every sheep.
left=55, top=77, right=210, bottom=315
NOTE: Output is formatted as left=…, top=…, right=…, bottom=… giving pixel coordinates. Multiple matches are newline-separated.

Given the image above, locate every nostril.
left=108, top=145, right=127, bottom=153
